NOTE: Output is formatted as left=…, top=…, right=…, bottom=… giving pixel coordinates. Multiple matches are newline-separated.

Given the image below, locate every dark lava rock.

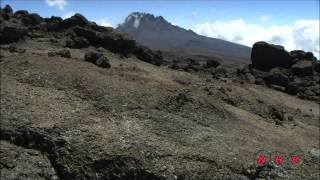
left=135, top=47, right=163, bottom=66
left=255, top=77, right=265, bottom=85
left=0, top=141, right=58, bottom=180
left=263, top=71, right=289, bottom=87
left=48, top=13, right=89, bottom=31
left=270, top=107, right=285, bottom=121
left=291, top=60, right=314, bottom=77
left=270, top=84, right=286, bottom=92
left=205, top=59, right=220, bottom=68
left=95, top=56, right=111, bottom=68
left=214, top=67, right=228, bottom=75
left=244, top=73, right=256, bottom=83
left=290, top=50, right=313, bottom=60
left=0, top=22, right=28, bottom=44
left=84, top=51, right=111, bottom=68
left=251, top=41, right=293, bottom=70
left=9, top=45, right=26, bottom=53
left=20, top=13, right=43, bottom=26
left=14, top=10, right=29, bottom=17
left=45, top=16, right=63, bottom=25
left=3, top=5, right=13, bottom=14
left=1, top=4, right=13, bottom=19
left=315, top=61, right=320, bottom=73
left=69, top=26, right=137, bottom=55
left=13, top=9, right=43, bottom=27
left=186, top=58, right=200, bottom=66
left=66, top=36, right=90, bottom=48
left=285, top=82, right=300, bottom=95
left=0, top=5, right=13, bottom=19
left=57, top=49, right=71, bottom=58
left=84, top=51, right=103, bottom=63
left=48, top=49, right=71, bottom=58
left=169, top=62, right=188, bottom=71
left=71, top=26, right=96, bottom=39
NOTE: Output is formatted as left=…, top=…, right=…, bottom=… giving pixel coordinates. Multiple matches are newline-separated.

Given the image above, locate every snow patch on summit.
left=133, top=18, right=140, bottom=28
left=127, top=12, right=145, bottom=29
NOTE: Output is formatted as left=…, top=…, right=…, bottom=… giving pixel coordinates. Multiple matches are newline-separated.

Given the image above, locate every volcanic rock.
left=0, top=22, right=28, bottom=44
left=47, top=13, right=89, bottom=31
left=84, top=51, right=111, bottom=68
left=14, top=10, right=29, bottom=17
left=65, top=36, right=90, bottom=48
left=205, top=59, right=220, bottom=68
left=291, top=60, right=314, bottom=77
left=290, top=50, right=315, bottom=61
left=135, top=46, right=163, bottom=66
left=48, top=49, right=71, bottom=58
left=1, top=5, right=13, bottom=19
left=263, top=70, right=289, bottom=87
left=19, top=13, right=43, bottom=26
left=251, top=41, right=293, bottom=70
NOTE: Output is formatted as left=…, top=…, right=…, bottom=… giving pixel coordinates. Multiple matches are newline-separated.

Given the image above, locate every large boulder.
left=20, top=13, right=43, bottom=26
left=14, top=10, right=29, bottom=17
left=135, top=46, right=163, bottom=66
left=263, top=70, right=289, bottom=87
left=48, top=49, right=71, bottom=58
left=48, top=13, right=89, bottom=31
left=71, top=26, right=97, bottom=42
left=45, top=16, right=63, bottom=24
left=84, top=51, right=111, bottom=68
left=0, top=22, right=28, bottom=44
left=69, top=26, right=137, bottom=55
left=290, top=50, right=315, bottom=61
left=1, top=5, right=13, bottom=19
left=314, top=61, right=320, bottom=73
left=65, top=36, right=89, bottom=48
left=291, top=60, right=314, bottom=77
left=251, top=41, right=294, bottom=70
left=205, top=59, right=220, bottom=68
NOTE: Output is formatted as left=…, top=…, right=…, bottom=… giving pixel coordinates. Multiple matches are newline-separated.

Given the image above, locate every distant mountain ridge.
left=117, top=12, right=251, bottom=62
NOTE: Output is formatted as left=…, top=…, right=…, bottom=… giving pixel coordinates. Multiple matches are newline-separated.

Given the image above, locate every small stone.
left=309, top=148, right=320, bottom=158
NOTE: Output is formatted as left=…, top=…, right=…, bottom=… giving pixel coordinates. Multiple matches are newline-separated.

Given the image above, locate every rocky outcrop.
left=1, top=4, right=13, bottom=19
left=0, top=22, right=28, bottom=44
left=0, top=5, right=164, bottom=66
left=84, top=51, right=111, bottom=68
left=47, top=13, right=89, bottom=31
left=251, top=41, right=294, bottom=70
left=291, top=60, right=314, bottom=77
left=48, top=49, right=71, bottom=58
left=0, top=141, right=58, bottom=180
left=205, top=59, right=221, bottom=68
left=135, top=46, right=163, bottom=66
left=290, top=50, right=315, bottom=61
left=245, top=41, right=320, bottom=101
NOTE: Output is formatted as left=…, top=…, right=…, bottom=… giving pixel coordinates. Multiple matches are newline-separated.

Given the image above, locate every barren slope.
left=1, top=37, right=319, bottom=180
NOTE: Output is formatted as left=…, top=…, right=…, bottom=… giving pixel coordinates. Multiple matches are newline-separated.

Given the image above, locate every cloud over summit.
left=194, top=19, right=319, bottom=58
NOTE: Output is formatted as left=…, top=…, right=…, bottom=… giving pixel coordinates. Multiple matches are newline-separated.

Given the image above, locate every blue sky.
left=2, top=0, right=320, bottom=57
left=3, top=0, right=319, bottom=28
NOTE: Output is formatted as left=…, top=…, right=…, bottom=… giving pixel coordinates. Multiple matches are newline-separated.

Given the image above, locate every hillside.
left=1, top=5, right=319, bottom=180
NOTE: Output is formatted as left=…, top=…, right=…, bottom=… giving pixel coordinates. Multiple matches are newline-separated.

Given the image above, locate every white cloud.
left=96, top=18, right=113, bottom=27
left=46, top=0, right=68, bottom=11
left=62, top=11, right=75, bottom=19
left=260, top=15, right=271, bottom=22
left=194, top=19, right=320, bottom=58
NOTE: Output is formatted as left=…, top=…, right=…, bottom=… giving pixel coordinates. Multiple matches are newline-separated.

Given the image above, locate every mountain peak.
left=120, top=12, right=169, bottom=29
